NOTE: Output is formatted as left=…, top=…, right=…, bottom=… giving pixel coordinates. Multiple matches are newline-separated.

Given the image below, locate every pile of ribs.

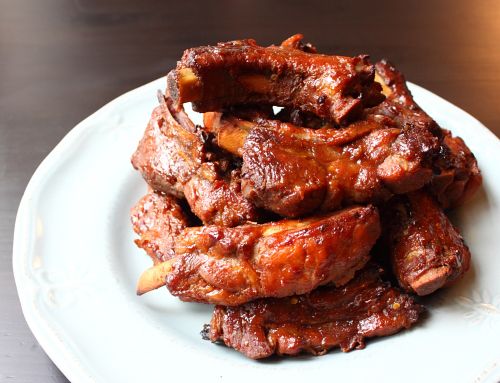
left=130, top=35, right=481, bottom=359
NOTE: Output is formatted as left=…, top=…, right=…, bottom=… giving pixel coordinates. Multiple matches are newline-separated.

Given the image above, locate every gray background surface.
left=1, top=0, right=499, bottom=381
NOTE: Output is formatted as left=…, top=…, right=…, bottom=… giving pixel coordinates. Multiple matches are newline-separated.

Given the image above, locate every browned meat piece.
left=210, top=59, right=478, bottom=218
left=205, top=264, right=423, bottom=359
left=430, top=131, right=482, bottom=208
left=183, top=164, right=257, bottom=226
left=167, top=36, right=384, bottom=125
left=131, top=94, right=258, bottom=227
left=130, top=191, right=189, bottom=263
left=381, top=190, right=471, bottom=296
left=204, top=108, right=438, bottom=217
left=137, top=206, right=381, bottom=306
left=242, top=121, right=393, bottom=217
left=131, top=99, right=204, bottom=198
left=374, top=60, right=482, bottom=208
left=187, top=161, right=258, bottom=226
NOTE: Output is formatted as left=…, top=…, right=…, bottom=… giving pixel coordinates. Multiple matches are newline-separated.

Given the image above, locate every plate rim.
left=12, top=77, right=164, bottom=383
left=12, top=79, right=500, bottom=383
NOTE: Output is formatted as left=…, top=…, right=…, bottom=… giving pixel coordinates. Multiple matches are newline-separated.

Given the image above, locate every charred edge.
left=200, top=323, right=211, bottom=340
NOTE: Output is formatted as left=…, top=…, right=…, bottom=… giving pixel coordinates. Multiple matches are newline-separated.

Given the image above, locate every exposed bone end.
left=167, top=68, right=202, bottom=106
left=202, top=112, right=222, bottom=133
left=136, top=260, right=174, bottom=295
left=238, top=74, right=274, bottom=93
left=374, top=73, right=393, bottom=97
left=280, top=34, right=317, bottom=53
left=410, top=266, right=451, bottom=296
left=217, top=124, right=248, bottom=156
left=203, top=113, right=250, bottom=157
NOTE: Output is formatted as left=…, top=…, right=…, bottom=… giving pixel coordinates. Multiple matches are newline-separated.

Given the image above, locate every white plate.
left=13, top=78, right=500, bottom=383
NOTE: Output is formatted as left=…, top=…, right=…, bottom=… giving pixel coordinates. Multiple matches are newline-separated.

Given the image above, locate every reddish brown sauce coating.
left=131, top=102, right=203, bottom=198
left=199, top=59, right=441, bottom=219
left=167, top=37, right=384, bottom=125
left=206, top=264, right=423, bottom=359
left=241, top=121, right=393, bottom=216
left=129, top=37, right=481, bottom=360
left=130, top=191, right=188, bottom=263
left=183, top=163, right=258, bottom=227
left=166, top=206, right=380, bottom=305
left=382, top=190, right=471, bottom=295
left=204, top=106, right=438, bottom=217
left=374, top=59, right=482, bottom=207
left=131, top=95, right=257, bottom=227
left=430, top=130, right=482, bottom=208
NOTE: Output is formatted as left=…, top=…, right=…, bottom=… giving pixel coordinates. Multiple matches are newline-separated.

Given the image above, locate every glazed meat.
left=201, top=59, right=478, bottom=218
left=167, top=35, right=384, bottom=125
left=205, top=264, right=423, bottom=359
left=183, top=164, right=257, bottom=227
left=430, top=131, right=482, bottom=208
left=381, top=190, right=471, bottom=296
left=130, top=191, right=188, bottom=263
left=131, top=94, right=257, bottom=227
left=131, top=99, right=203, bottom=198
left=204, top=99, right=439, bottom=217
left=130, top=35, right=481, bottom=359
left=137, top=205, right=381, bottom=306
left=374, top=60, right=482, bottom=208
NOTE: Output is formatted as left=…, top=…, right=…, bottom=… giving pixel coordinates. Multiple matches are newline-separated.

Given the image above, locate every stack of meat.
left=130, top=35, right=481, bottom=359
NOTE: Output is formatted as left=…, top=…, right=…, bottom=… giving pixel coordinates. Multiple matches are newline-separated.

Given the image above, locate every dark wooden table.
left=1, top=0, right=499, bottom=381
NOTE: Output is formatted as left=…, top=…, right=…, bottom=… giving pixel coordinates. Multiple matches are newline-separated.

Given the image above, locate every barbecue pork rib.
left=131, top=94, right=257, bottom=227
left=203, top=97, right=439, bottom=217
left=381, top=190, right=471, bottom=296
left=373, top=60, right=482, bottom=208
left=167, top=36, right=384, bottom=125
left=203, top=59, right=480, bottom=218
left=205, top=264, right=423, bottom=359
left=131, top=102, right=201, bottom=199
left=137, top=205, right=380, bottom=306
left=430, top=130, right=482, bottom=208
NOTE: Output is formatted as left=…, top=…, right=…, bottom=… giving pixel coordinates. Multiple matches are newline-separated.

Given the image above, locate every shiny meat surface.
left=130, top=191, right=188, bottom=263
left=131, top=100, right=204, bottom=198
left=130, top=36, right=481, bottom=359
left=382, top=190, right=471, bottom=295
left=131, top=94, right=257, bottom=227
left=204, top=107, right=438, bottom=217
left=374, top=60, right=482, bottom=207
left=200, top=62, right=441, bottom=218
left=206, top=264, right=423, bottom=359
left=430, top=130, right=482, bottom=208
left=183, top=164, right=258, bottom=227
left=165, top=206, right=380, bottom=305
left=167, top=36, right=384, bottom=125
left=241, top=121, right=394, bottom=217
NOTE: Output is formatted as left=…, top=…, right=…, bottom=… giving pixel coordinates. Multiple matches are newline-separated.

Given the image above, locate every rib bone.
left=168, top=37, right=384, bottom=125
left=136, top=205, right=381, bottom=305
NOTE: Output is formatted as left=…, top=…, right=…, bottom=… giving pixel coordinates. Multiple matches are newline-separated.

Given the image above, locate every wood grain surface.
left=1, top=0, right=499, bottom=381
